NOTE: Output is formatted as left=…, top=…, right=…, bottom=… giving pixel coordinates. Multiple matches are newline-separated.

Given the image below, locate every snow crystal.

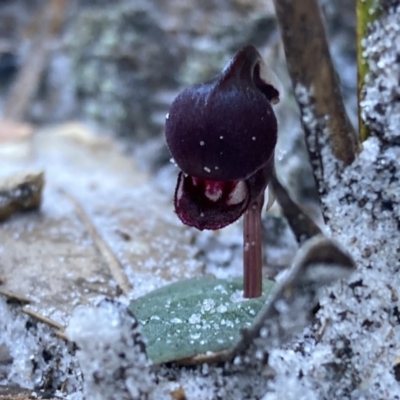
left=216, top=304, right=228, bottom=313
left=66, top=300, right=154, bottom=400
left=0, top=298, right=82, bottom=396
left=200, top=298, right=216, bottom=314
left=230, top=290, right=247, bottom=303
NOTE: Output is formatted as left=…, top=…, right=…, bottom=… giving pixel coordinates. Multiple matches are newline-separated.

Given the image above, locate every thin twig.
left=272, top=0, right=361, bottom=194
left=21, top=307, right=64, bottom=330
left=61, top=190, right=132, bottom=295
left=55, top=330, right=69, bottom=341
left=0, top=289, right=31, bottom=304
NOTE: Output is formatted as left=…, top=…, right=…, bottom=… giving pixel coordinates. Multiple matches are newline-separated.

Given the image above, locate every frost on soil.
left=0, top=297, right=82, bottom=394
left=66, top=300, right=153, bottom=400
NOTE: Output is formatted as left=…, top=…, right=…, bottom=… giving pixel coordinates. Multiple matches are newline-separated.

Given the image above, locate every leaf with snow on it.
left=129, top=276, right=275, bottom=364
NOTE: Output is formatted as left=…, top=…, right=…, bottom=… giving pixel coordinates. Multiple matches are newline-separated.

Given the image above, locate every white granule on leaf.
left=200, top=298, right=216, bottom=314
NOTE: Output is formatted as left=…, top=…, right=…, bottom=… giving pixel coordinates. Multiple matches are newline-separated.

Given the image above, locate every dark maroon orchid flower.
left=165, top=45, right=281, bottom=298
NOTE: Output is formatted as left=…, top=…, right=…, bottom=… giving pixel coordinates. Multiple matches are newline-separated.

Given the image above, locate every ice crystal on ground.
left=0, top=298, right=82, bottom=394
left=66, top=300, right=154, bottom=400
left=315, top=131, right=400, bottom=398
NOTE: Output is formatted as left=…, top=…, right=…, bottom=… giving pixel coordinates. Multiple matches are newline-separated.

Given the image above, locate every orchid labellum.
left=165, top=45, right=281, bottom=298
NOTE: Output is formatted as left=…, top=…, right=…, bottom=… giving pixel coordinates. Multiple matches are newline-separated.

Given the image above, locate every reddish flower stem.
left=243, top=194, right=264, bottom=298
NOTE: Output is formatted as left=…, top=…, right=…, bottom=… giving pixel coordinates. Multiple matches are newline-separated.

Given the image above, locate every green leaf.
left=129, top=277, right=275, bottom=364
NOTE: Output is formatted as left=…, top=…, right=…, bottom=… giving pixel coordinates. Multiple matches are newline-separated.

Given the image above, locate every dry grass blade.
left=0, top=289, right=31, bottom=305
left=55, top=330, right=69, bottom=341
left=272, top=0, right=361, bottom=194
left=21, top=307, right=64, bottom=330
left=61, top=190, right=132, bottom=295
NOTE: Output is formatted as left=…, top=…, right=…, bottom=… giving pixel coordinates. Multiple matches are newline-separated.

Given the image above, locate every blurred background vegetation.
left=0, top=0, right=357, bottom=210
left=0, top=0, right=356, bottom=135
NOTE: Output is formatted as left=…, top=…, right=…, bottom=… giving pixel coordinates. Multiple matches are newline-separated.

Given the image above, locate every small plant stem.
left=243, top=194, right=264, bottom=298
